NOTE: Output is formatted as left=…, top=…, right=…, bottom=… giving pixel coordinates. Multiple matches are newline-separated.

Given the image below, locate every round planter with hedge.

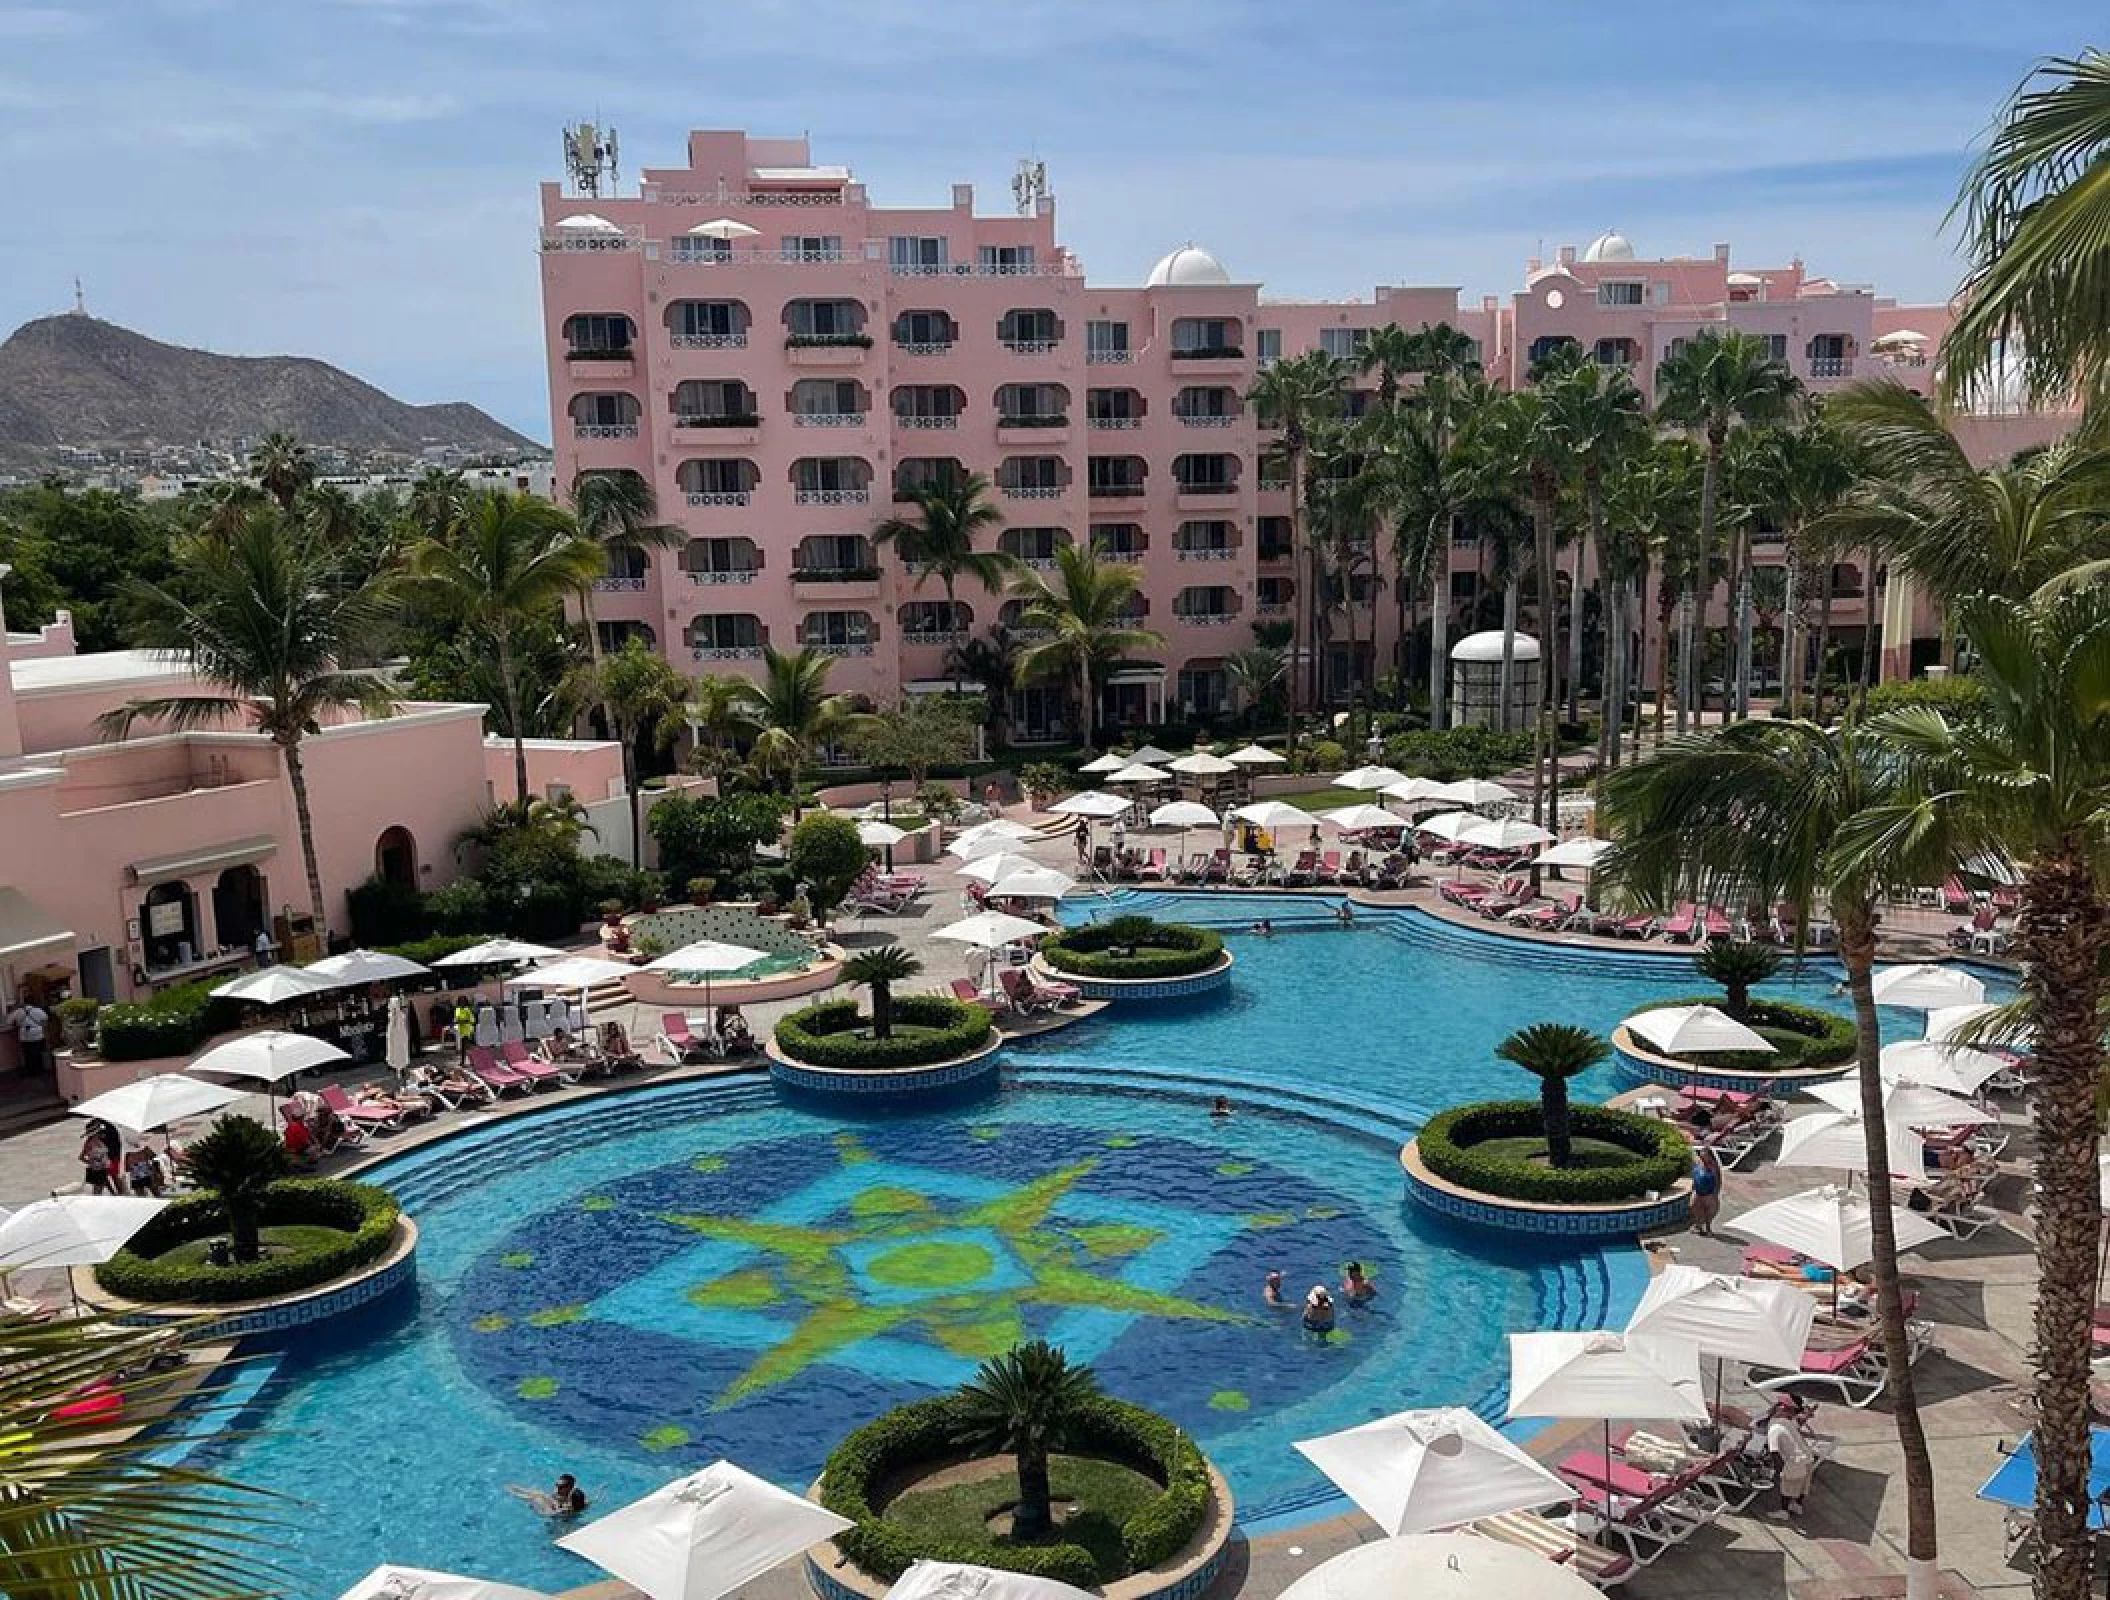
left=95, top=1179, right=401, bottom=1304
left=1417, top=1102, right=1690, bottom=1206
left=819, top=1394, right=1215, bottom=1589
left=1634, top=994, right=1856, bottom=1072
left=775, top=995, right=994, bottom=1072
left=1039, top=917, right=1225, bottom=982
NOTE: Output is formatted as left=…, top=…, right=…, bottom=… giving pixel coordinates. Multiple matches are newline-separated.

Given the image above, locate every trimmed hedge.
left=97, top=980, right=233, bottom=1062
left=1040, top=918, right=1225, bottom=981
left=1419, top=1101, right=1691, bottom=1205
left=1638, top=994, right=1857, bottom=1071
left=819, top=1393, right=1212, bottom=1586
left=95, top=1179, right=401, bottom=1304
left=775, top=995, right=993, bottom=1070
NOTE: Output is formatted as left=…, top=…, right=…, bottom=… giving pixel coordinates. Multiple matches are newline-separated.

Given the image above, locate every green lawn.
left=882, top=1454, right=1164, bottom=1580
left=1468, top=1135, right=1645, bottom=1172
left=151, top=1224, right=353, bottom=1268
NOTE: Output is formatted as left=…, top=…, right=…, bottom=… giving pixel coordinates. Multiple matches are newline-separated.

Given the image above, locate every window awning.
left=1107, top=666, right=1166, bottom=685
left=0, top=887, right=74, bottom=962
left=128, top=836, right=277, bottom=887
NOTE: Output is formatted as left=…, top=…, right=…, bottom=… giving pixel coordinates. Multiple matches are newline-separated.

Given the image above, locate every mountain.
left=0, top=313, right=538, bottom=463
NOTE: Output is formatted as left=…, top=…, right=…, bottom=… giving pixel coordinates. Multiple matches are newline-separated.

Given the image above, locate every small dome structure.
left=1146, top=244, right=1232, bottom=287
left=1451, top=630, right=1542, bottom=663
left=1449, top=632, right=1541, bottom=730
left=1582, top=230, right=1637, bottom=263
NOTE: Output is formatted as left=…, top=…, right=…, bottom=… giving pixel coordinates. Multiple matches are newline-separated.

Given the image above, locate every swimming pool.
left=194, top=898, right=1937, bottom=1596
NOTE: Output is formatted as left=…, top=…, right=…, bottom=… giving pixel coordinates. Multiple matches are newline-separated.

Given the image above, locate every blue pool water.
left=196, top=898, right=1942, bottom=1596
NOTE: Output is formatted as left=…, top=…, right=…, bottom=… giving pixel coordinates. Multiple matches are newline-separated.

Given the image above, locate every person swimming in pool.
left=1250, top=918, right=1274, bottom=936
left=1211, top=1095, right=1234, bottom=1118
left=1302, top=1285, right=1336, bottom=1335
left=1264, top=1269, right=1287, bottom=1307
left=509, top=1473, right=588, bottom=1517
left=1342, top=1261, right=1377, bottom=1303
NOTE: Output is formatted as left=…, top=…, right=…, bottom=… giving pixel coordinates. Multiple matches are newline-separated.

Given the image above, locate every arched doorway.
left=375, top=827, right=418, bottom=889
left=141, top=881, right=199, bottom=972
left=212, top=864, right=267, bottom=951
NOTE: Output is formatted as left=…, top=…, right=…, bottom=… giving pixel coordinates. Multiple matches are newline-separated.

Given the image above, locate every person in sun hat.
left=1302, top=1285, right=1336, bottom=1335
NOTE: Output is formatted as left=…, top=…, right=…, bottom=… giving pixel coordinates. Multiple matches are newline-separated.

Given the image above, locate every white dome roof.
left=1452, top=629, right=1542, bottom=663
left=1146, top=244, right=1231, bottom=287
left=1582, top=230, right=1637, bottom=263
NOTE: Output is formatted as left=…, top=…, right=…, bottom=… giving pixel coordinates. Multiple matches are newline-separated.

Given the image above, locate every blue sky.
left=0, top=0, right=2092, bottom=441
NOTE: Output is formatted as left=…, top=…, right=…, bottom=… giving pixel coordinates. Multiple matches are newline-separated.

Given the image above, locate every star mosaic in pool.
left=451, top=1120, right=1394, bottom=1478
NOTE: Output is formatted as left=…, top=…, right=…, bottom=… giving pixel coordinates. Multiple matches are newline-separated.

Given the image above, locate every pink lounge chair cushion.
left=1793, top=1338, right=1875, bottom=1374
left=1558, top=1451, right=1662, bottom=1499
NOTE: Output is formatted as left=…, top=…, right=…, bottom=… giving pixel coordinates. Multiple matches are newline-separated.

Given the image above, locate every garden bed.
left=775, top=995, right=994, bottom=1071
left=95, top=1179, right=401, bottom=1304
left=1636, top=994, right=1856, bottom=1072
left=1040, top=918, right=1224, bottom=981
left=1416, top=1101, right=1690, bottom=1206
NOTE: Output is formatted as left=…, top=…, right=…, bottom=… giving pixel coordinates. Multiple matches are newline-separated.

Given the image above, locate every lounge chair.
left=1139, top=847, right=1168, bottom=882
left=1439, top=878, right=1492, bottom=908
left=1552, top=1459, right=1720, bottom=1566
left=598, top=1022, right=644, bottom=1072
left=320, top=1083, right=405, bottom=1133
left=656, top=1013, right=720, bottom=1064
left=499, top=1038, right=576, bottom=1088
left=1748, top=1334, right=1890, bottom=1407
left=951, top=977, right=1011, bottom=1014
left=1940, top=876, right=1973, bottom=915
left=1509, top=894, right=1580, bottom=930
left=1283, top=849, right=1320, bottom=886
left=1702, top=905, right=1732, bottom=942
left=466, top=1046, right=533, bottom=1097
left=1614, top=911, right=1659, bottom=939
left=1659, top=903, right=1699, bottom=943
left=1315, top=849, right=1344, bottom=884
left=1560, top=1446, right=1742, bottom=1522
left=1469, top=1511, right=1635, bottom=1588
left=997, top=968, right=1051, bottom=1015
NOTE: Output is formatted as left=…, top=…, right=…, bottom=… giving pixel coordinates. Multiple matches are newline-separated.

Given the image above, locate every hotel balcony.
left=794, top=412, right=868, bottom=429
left=1809, top=356, right=1857, bottom=380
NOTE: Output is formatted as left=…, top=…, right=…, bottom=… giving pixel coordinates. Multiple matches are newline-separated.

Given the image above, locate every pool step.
left=1012, top=1058, right=1432, bottom=1149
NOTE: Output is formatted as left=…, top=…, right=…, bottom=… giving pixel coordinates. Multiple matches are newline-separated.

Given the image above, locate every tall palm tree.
left=1226, top=645, right=1287, bottom=726
left=873, top=472, right=1010, bottom=691
left=1874, top=589, right=2110, bottom=1600
left=945, top=625, right=1020, bottom=748
left=406, top=467, right=471, bottom=537
left=402, top=491, right=601, bottom=809
left=99, top=507, right=396, bottom=930
left=1008, top=545, right=1164, bottom=752
left=1493, top=1022, right=1609, bottom=1167
left=562, top=637, right=693, bottom=867
left=1766, top=420, right=1860, bottom=718
left=570, top=468, right=681, bottom=662
left=1655, top=331, right=1801, bottom=730
left=1600, top=719, right=1957, bottom=1600
left=1, top=1316, right=277, bottom=1600
left=735, top=645, right=858, bottom=798
left=248, top=431, right=313, bottom=512
left=951, top=1341, right=1102, bottom=1538
left=1944, top=50, right=2110, bottom=414
left=842, top=944, right=922, bottom=1038
left=685, top=673, right=747, bottom=778
left=1248, top=351, right=1350, bottom=744
left=1542, top=355, right=1648, bottom=725
left=1357, top=322, right=1424, bottom=411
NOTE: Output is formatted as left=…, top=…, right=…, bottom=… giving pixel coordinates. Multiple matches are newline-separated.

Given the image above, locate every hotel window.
left=1171, top=318, right=1234, bottom=354
left=1091, top=523, right=1145, bottom=558
left=671, top=235, right=731, bottom=262
left=1086, top=320, right=1130, bottom=357
left=565, top=313, right=632, bottom=353
left=803, top=611, right=872, bottom=648
left=1256, top=329, right=1282, bottom=366
left=678, top=301, right=738, bottom=338
left=1596, top=281, right=1645, bottom=307
left=1762, top=335, right=1788, bottom=361
left=889, top=235, right=948, bottom=271
left=780, top=234, right=844, bottom=261
left=1319, top=327, right=1368, bottom=358
left=979, top=244, right=1036, bottom=273
left=1651, top=282, right=1672, bottom=306
left=790, top=300, right=859, bottom=337
left=690, top=615, right=762, bottom=651
left=895, top=310, right=953, bottom=346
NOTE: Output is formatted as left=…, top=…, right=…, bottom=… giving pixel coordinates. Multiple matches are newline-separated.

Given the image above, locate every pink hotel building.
left=540, top=130, right=2061, bottom=734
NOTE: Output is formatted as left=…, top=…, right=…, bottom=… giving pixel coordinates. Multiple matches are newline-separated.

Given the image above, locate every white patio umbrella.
left=305, top=949, right=431, bottom=988
left=1872, top=963, right=1988, bottom=1010
left=505, top=955, right=639, bottom=990
left=0, top=1195, right=168, bottom=1274
left=883, top=1562, right=1097, bottom=1600
left=1077, top=752, right=1130, bottom=774
left=959, top=852, right=1044, bottom=885
left=1775, top=1109, right=1926, bottom=1175
left=1413, top=810, right=1485, bottom=843
left=1872, top=328, right=1928, bottom=349
left=1275, top=1533, right=1600, bottom=1600
left=337, top=1566, right=551, bottom=1600
left=431, top=938, right=564, bottom=970
left=1127, top=744, right=1176, bottom=764
left=556, top=1459, right=853, bottom=1600
left=70, top=1073, right=244, bottom=1138
left=1624, top=1264, right=1818, bottom=1407
left=1232, top=800, right=1320, bottom=830
left=1106, top=762, right=1170, bottom=785
left=1333, top=764, right=1408, bottom=792
left=1149, top=800, right=1220, bottom=828
left=1046, top=790, right=1131, bottom=818
left=1506, top=1330, right=1706, bottom=1477
left=1167, top=750, right=1237, bottom=777
left=1224, top=743, right=1286, bottom=766
left=1626, top=1004, right=1776, bottom=1055
left=642, top=940, right=768, bottom=1011
left=211, top=964, right=329, bottom=1005
left=1725, top=1184, right=1948, bottom=1272
left=949, top=819, right=1038, bottom=857
left=385, top=994, right=413, bottom=1076
left=554, top=212, right=620, bottom=233
left=1808, top=1076, right=1995, bottom=1129
left=1382, top=776, right=1453, bottom=807
left=688, top=218, right=760, bottom=240
left=1878, top=1040, right=2010, bottom=1096
left=1461, top=816, right=1555, bottom=851
left=190, top=1029, right=350, bottom=1092
left=933, top=912, right=1047, bottom=951
left=1320, top=804, right=1405, bottom=833
left=857, top=819, right=910, bottom=848
left=1533, top=838, right=1613, bottom=870
left=1293, top=1407, right=1573, bottom=1536
left=1430, top=779, right=1518, bottom=808
left=986, top=865, right=1075, bottom=901
left=1925, top=1001, right=2029, bottom=1050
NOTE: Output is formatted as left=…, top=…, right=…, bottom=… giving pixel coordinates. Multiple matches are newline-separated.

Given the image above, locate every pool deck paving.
left=0, top=819, right=2037, bottom=1598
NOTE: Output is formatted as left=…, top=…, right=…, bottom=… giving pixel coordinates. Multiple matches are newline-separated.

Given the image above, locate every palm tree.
left=402, top=490, right=602, bottom=808
left=570, top=467, right=681, bottom=664
left=685, top=673, right=747, bottom=778
left=1599, top=718, right=1957, bottom=1600
left=182, top=1112, right=290, bottom=1261
left=562, top=637, right=692, bottom=867
left=1226, top=645, right=1287, bottom=726
left=1692, top=940, right=1782, bottom=1019
left=1008, top=545, right=1164, bottom=752
left=248, top=431, right=314, bottom=511
left=1542, top=355, right=1648, bottom=726
left=1766, top=421, right=1860, bottom=718
left=1654, top=331, right=1801, bottom=730
left=1944, top=50, right=2110, bottom=414
left=406, top=467, right=471, bottom=537
left=1248, top=351, right=1350, bottom=743
left=951, top=1340, right=1102, bottom=1538
left=945, top=625, right=1020, bottom=748
left=99, top=507, right=396, bottom=930
left=735, top=646, right=858, bottom=799
left=1873, top=588, right=2110, bottom=1600
left=1493, top=1022, right=1609, bottom=1167
left=873, top=473, right=1010, bottom=692
left=1358, top=322, right=1424, bottom=411
left=842, top=944, right=922, bottom=1039
left=0, top=1315, right=276, bottom=1600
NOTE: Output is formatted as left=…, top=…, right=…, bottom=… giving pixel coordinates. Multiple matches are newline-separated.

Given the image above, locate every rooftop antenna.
left=1012, top=156, right=1048, bottom=216
left=562, top=118, right=620, bottom=198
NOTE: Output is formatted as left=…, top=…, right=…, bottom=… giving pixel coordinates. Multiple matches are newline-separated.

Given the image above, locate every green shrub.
left=819, top=1394, right=1211, bottom=1586
left=1861, top=676, right=1984, bottom=719
left=788, top=811, right=871, bottom=915
left=1019, top=762, right=1072, bottom=803
left=1636, top=994, right=1857, bottom=1070
left=575, top=854, right=665, bottom=914
left=346, top=874, right=429, bottom=946
left=1040, top=918, right=1224, bottom=980
left=54, top=997, right=101, bottom=1051
left=423, top=878, right=492, bottom=935
left=378, top=932, right=490, bottom=966
left=97, top=980, right=230, bottom=1062
left=775, top=995, right=993, bottom=1070
left=1418, top=1102, right=1691, bottom=1204
left=95, top=1179, right=401, bottom=1304
left=1381, top=725, right=1534, bottom=779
